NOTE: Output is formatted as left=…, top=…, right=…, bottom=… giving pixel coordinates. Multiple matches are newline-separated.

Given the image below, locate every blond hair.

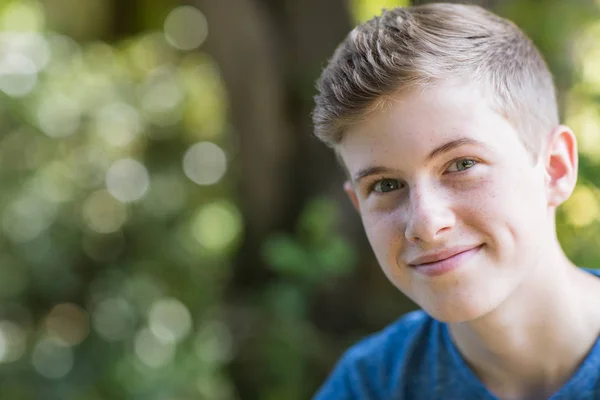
left=312, top=3, right=558, bottom=157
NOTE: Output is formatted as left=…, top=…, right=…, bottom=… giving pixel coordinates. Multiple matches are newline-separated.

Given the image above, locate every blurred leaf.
left=298, top=197, right=338, bottom=244
left=263, top=233, right=310, bottom=277
left=312, top=236, right=357, bottom=277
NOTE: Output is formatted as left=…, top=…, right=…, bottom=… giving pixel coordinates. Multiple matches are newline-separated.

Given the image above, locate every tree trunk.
left=195, top=0, right=354, bottom=397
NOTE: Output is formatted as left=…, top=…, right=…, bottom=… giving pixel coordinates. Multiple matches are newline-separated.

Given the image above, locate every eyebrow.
left=352, top=137, right=485, bottom=183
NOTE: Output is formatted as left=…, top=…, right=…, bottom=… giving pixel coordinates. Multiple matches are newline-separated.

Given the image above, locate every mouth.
left=408, top=244, right=484, bottom=277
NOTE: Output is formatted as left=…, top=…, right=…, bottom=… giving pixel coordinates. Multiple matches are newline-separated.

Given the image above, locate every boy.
left=311, top=3, right=600, bottom=400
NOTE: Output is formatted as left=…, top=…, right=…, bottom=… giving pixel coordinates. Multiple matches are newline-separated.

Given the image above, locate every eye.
left=447, top=158, right=477, bottom=172
left=372, top=179, right=402, bottom=193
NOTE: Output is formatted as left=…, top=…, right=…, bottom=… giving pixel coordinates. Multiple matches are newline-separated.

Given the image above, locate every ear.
left=544, top=125, right=578, bottom=208
left=344, top=180, right=361, bottom=213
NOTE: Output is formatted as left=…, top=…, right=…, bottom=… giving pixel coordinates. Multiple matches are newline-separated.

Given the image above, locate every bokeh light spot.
left=31, top=161, right=77, bottom=203
left=123, top=273, right=164, bottom=313
left=127, top=32, right=174, bottom=75
left=106, top=159, right=150, bottom=203
left=2, top=195, right=56, bottom=243
left=82, top=190, right=128, bottom=233
left=134, top=327, right=175, bottom=368
left=191, top=201, right=242, bottom=252
left=181, top=55, right=227, bottom=140
left=0, top=1, right=45, bottom=32
left=0, top=53, right=37, bottom=97
left=94, top=102, right=142, bottom=147
left=44, top=303, right=89, bottom=347
left=32, top=338, right=74, bottom=379
left=37, top=94, right=82, bottom=138
left=148, top=298, right=192, bottom=343
left=566, top=104, right=600, bottom=160
left=182, top=141, right=227, bottom=185
left=0, top=32, right=51, bottom=72
left=351, top=0, right=410, bottom=23
left=0, top=321, right=26, bottom=363
left=92, top=297, right=136, bottom=342
left=575, top=21, right=600, bottom=92
left=164, top=6, right=209, bottom=51
left=563, top=185, right=599, bottom=227
left=140, top=67, right=183, bottom=128
left=46, top=33, right=80, bottom=67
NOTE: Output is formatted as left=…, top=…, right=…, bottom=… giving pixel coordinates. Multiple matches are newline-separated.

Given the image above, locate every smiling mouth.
left=405, top=244, right=483, bottom=277
left=408, top=245, right=482, bottom=267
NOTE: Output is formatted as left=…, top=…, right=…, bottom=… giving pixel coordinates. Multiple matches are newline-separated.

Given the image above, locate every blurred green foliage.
left=264, top=198, right=357, bottom=284
left=0, top=0, right=599, bottom=399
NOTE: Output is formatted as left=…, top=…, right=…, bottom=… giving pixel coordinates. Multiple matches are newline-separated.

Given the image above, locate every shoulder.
left=314, top=310, right=437, bottom=399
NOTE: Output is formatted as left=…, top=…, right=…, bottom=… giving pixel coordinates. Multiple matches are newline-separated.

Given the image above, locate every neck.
left=448, top=243, right=600, bottom=400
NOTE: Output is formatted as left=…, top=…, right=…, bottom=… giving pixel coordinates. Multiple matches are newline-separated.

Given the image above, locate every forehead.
left=337, top=82, right=523, bottom=171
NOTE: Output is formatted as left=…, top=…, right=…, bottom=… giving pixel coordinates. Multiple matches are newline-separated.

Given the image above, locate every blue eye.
left=373, top=179, right=402, bottom=193
left=447, top=159, right=477, bottom=172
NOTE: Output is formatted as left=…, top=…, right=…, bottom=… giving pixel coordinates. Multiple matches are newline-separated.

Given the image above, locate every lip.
left=407, top=244, right=483, bottom=277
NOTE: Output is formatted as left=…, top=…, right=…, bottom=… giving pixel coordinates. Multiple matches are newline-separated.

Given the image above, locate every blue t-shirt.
left=314, top=269, right=600, bottom=400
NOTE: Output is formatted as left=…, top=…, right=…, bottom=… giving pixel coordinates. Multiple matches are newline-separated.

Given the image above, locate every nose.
left=405, top=183, right=455, bottom=245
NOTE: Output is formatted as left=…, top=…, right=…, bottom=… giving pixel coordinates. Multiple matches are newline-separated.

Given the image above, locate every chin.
left=414, top=290, right=503, bottom=324
left=424, top=304, right=490, bottom=324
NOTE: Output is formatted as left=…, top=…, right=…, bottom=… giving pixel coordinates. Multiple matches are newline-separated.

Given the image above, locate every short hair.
left=312, top=3, right=558, bottom=158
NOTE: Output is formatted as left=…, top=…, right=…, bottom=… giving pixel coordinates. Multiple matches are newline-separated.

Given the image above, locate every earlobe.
left=344, top=181, right=361, bottom=213
left=545, top=125, right=578, bottom=208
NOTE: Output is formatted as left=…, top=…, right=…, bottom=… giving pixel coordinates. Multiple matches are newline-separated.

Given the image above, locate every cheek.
left=459, top=180, right=497, bottom=217
left=458, top=170, right=548, bottom=246
left=361, top=211, right=403, bottom=260
left=361, top=212, right=409, bottom=289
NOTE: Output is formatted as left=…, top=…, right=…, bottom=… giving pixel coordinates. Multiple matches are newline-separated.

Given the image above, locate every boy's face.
left=338, top=81, right=574, bottom=322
